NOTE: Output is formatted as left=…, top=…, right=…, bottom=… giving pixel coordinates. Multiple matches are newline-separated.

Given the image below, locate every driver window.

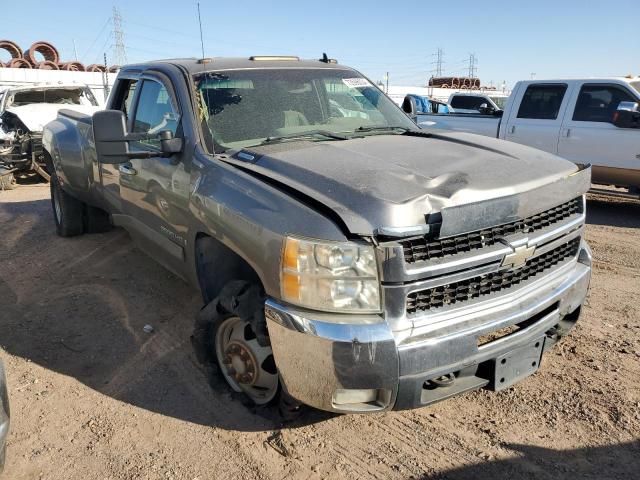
left=572, top=85, right=636, bottom=123
left=132, top=80, right=180, bottom=148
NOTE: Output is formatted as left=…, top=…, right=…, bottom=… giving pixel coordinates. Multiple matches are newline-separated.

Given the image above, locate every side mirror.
left=402, top=95, right=417, bottom=117
left=93, top=110, right=131, bottom=164
left=478, top=103, right=494, bottom=115
left=93, top=110, right=183, bottom=164
left=159, top=130, right=183, bottom=154
left=613, top=102, right=640, bottom=128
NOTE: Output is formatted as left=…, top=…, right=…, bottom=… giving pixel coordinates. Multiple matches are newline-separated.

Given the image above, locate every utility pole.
left=112, top=6, right=127, bottom=66
left=385, top=71, right=389, bottom=94
left=102, top=52, right=110, bottom=102
left=432, top=48, right=444, bottom=77
left=468, top=53, right=477, bottom=78
left=72, top=39, right=79, bottom=61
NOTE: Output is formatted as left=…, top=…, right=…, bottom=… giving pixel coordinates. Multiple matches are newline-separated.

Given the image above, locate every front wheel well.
left=194, top=233, right=263, bottom=304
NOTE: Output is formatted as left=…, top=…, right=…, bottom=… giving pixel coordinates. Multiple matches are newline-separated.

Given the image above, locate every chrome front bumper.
left=266, top=242, right=592, bottom=414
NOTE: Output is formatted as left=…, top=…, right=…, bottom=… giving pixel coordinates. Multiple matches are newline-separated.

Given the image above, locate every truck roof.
left=516, top=76, right=640, bottom=85
left=121, top=56, right=353, bottom=74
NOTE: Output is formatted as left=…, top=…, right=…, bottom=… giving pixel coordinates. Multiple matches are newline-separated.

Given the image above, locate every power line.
left=80, top=17, right=111, bottom=62
left=93, top=32, right=113, bottom=64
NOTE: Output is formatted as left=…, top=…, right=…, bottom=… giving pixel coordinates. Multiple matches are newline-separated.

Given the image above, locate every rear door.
left=557, top=82, right=640, bottom=186
left=502, top=82, right=573, bottom=153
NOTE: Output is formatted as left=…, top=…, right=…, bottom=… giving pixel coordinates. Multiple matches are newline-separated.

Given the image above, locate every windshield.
left=630, top=81, right=640, bottom=96
left=6, top=87, right=98, bottom=108
left=194, top=69, right=415, bottom=152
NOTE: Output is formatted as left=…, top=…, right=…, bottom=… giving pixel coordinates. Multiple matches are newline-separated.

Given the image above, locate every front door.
left=119, top=75, right=191, bottom=278
left=502, top=83, right=573, bottom=154
left=100, top=77, right=138, bottom=213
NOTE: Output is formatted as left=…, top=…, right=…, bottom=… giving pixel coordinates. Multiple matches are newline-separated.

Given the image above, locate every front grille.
left=406, top=237, right=581, bottom=314
left=400, top=197, right=582, bottom=263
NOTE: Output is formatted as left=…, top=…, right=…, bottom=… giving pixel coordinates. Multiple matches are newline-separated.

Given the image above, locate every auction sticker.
left=342, top=78, right=372, bottom=88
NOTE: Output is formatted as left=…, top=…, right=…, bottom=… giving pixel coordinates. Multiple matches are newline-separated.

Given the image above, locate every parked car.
left=43, top=56, right=592, bottom=414
left=401, top=94, right=454, bottom=114
left=410, top=78, right=640, bottom=196
left=0, top=84, right=100, bottom=188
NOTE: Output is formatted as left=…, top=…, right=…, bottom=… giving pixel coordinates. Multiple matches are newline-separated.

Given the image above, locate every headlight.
left=281, top=236, right=381, bottom=313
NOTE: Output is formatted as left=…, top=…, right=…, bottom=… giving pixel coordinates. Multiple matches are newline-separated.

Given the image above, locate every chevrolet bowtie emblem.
left=501, top=243, right=536, bottom=268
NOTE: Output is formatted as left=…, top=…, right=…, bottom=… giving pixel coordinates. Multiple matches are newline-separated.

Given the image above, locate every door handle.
left=564, top=128, right=571, bottom=138
left=118, top=164, right=137, bottom=176
left=509, top=125, right=516, bottom=134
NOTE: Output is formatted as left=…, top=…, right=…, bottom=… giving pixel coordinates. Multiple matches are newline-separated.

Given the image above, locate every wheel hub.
left=222, top=341, right=257, bottom=385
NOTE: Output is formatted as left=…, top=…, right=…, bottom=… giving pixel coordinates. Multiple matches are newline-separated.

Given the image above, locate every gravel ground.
left=0, top=184, right=638, bottom=480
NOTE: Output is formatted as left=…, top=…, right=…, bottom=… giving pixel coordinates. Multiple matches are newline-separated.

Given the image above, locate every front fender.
left=186, top=151, right=349, bottom=299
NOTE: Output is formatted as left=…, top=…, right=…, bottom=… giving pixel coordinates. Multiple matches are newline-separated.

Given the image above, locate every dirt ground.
left=0, top=183, right=638, bottom=480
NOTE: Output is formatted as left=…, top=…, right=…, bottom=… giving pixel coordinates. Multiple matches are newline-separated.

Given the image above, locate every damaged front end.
left=0, top=110, right=49, bottom=184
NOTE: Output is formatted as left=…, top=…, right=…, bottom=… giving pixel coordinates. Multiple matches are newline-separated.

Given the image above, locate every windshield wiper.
left=261, top=130, right=348, bottom=145
left=355, top=125, right=410, bottom=134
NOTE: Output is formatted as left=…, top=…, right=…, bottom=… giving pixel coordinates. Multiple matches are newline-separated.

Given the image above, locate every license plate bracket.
left=491, top=337, right=545, bottom=391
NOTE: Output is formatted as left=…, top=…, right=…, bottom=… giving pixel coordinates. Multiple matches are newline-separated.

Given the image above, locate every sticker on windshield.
left=342, top=78, right=372, bottom=88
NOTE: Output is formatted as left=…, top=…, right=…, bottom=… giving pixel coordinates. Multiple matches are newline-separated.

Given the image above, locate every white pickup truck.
left=411, top=78, right=640, bottom=195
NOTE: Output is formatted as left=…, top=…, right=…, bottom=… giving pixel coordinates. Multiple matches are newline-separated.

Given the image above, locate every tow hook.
left=428, top=373, right=456, bottom=388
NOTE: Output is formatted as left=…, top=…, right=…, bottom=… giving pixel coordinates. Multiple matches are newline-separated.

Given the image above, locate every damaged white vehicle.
left=0, top=84, right=100, bottom=189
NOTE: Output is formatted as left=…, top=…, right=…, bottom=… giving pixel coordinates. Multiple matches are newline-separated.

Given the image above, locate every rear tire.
left=0, top=173, right=17, bottom=190
left=50, top=173, right=84, bottom=237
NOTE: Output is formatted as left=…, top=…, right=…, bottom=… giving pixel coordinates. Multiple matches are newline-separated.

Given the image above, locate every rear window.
left=490, top=96, right=508, bottom=109
left=630, top=81, right=640, bottom=96
left=517, top=84, right=567, bottom=120
left=7, top=87, right=98, bottom=107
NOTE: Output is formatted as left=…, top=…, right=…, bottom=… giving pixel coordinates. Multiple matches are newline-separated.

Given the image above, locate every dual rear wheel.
left=50, top=173, right=111, bottom=237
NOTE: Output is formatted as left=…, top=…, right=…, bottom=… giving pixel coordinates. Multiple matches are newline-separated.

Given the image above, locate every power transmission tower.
left=431, top=48, right=444, bottom=77
left=112, top=6, right=127, bottom=66
left=468, top=53, right=477, bottom=78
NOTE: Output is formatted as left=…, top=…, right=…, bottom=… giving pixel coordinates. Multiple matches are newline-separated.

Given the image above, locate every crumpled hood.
left=234, top=131, right=590, bottom=236
left=4, top=104, right=100, bottom=132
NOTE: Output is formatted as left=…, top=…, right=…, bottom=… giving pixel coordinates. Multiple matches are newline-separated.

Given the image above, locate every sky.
left=2, top=0, right=639, bottom=90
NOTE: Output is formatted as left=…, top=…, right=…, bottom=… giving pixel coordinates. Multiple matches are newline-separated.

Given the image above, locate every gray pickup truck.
left=43, top=56, right=592, bottom=414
